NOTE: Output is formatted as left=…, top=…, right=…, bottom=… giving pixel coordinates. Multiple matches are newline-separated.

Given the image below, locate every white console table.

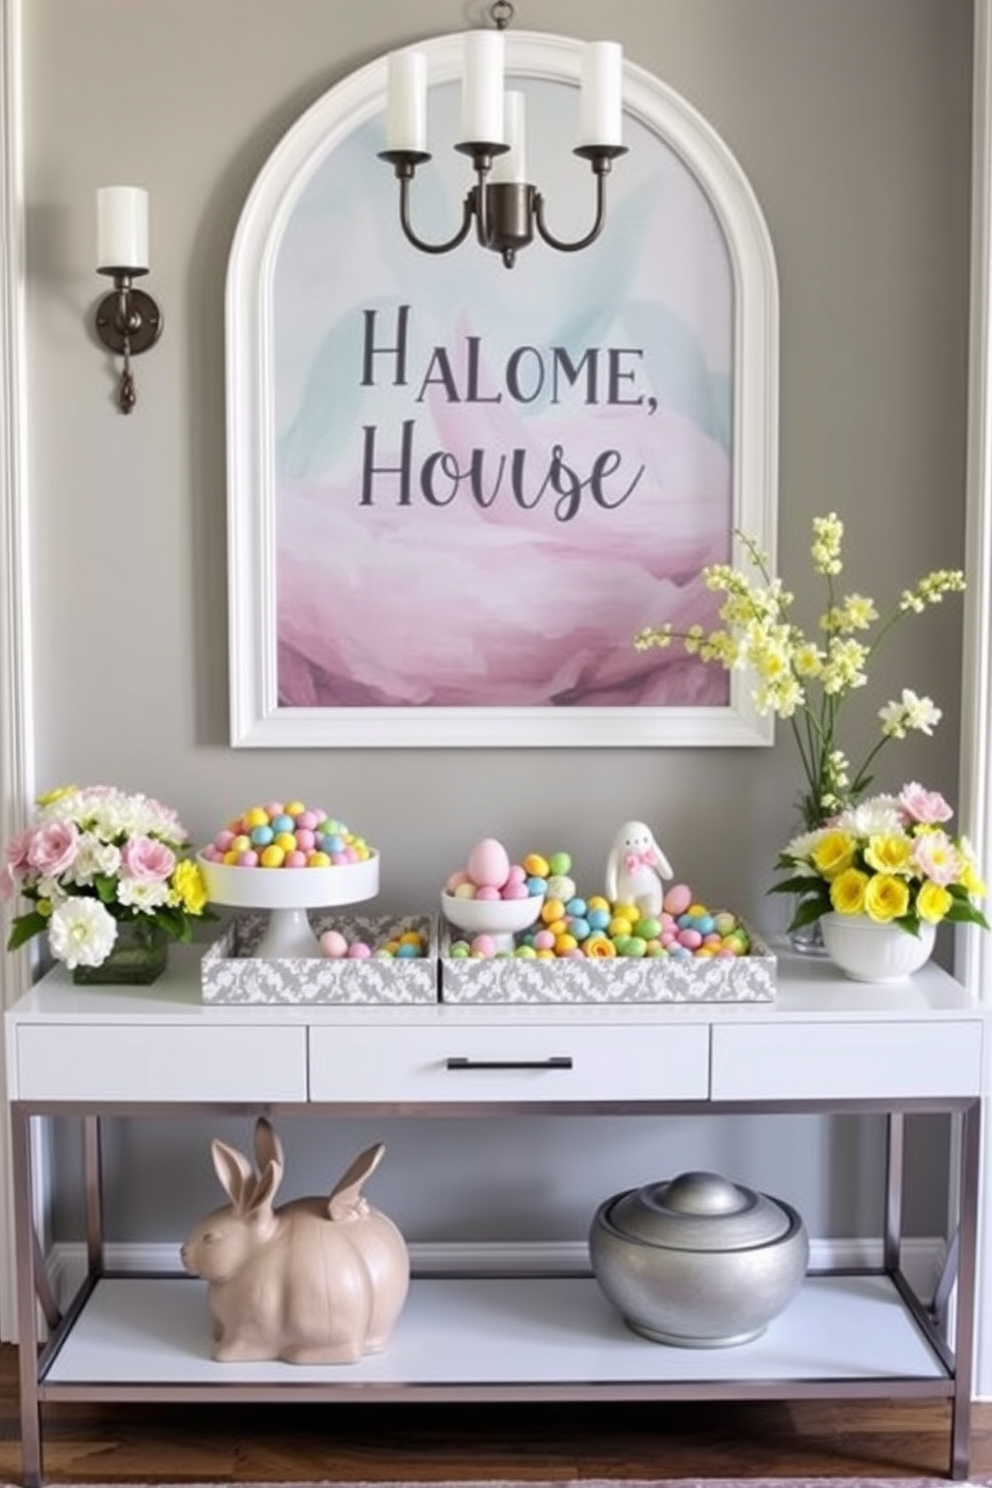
left=4, top=946, right=985, bottom=1487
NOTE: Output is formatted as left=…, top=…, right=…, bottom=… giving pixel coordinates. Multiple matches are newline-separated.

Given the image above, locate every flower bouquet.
left=634, top=512, right=965, bottom=830
left=0, top=784, right=213, bottom=977
left=770, top=782, right=988, bottom=937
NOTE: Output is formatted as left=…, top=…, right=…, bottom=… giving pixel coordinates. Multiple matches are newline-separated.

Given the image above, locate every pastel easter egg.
left=260, top=844, right=285, bottom=868
left=347, top=941, right=372, bottom=959
left=714, top=910, right=738, bottom=936
left=677, top=927, right=703, bottom=950
left=262, top=801, right=284, bottom=819
left=468, top=837, right=511, bottom=889
left=505, top=863, right=527, bottom=884
left=296, top=809, right=320, bottom=830
left=523, top=852, right=550, bottom=878
left=547, top=874, right=577, bottom=902
left=548, top=850, right=572, bottom=876
left=319, top=929, right=349, bottom=959
left=663, top=883, right=693, bottom=916
left=525, top=875, right=548, bottom=896
left=452, top=881, right=477, bottom=899
left=307, top=851, right=331, bottom=867
left=501, top=880, right=529, bottom=900
left=568, top=916, right=591, bottom=941
left=236, top=850, right=259, bottom=867
left=471, top=933, right=497, bottom=958
left=446, top=870, right=470, bottom=892
left=474, top=884, right=501, bottom=901
left=284, top=850, right=308, bottom=868
left=587, top=907, right=611, bottom=932
left=532, top=928, right=556, bottom=951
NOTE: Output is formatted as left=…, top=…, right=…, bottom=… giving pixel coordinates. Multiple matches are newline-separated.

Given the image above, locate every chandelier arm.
left=396, top=174, right=477, bottom=255
left=532, top=169, right=609, bottom=254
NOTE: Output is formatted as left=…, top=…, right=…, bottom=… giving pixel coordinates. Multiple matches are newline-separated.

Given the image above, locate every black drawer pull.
left=445, top=1056, right=573, bottom=1071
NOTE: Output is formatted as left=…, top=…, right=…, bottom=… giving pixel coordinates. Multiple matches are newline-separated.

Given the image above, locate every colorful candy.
left=445, top=838, right=568, bottom=903
left=202, top=801, right=374, bottom=869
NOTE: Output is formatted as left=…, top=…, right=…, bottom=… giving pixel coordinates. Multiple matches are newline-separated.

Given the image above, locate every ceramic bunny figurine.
left=180, top=1117, right=409, bottom=1364
left=605, top=820, right=674, bottom=918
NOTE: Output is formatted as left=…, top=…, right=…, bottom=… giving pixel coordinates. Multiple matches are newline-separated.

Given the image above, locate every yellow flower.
left=864, top=833, right=913, bottom=876
left=830, top=868, right=869, bottom=915
left=916, top=881, right=953, bottom=923
left=171, top=858, right=209, bottom=915
left=863, top=873, right=911, bottom=922
left=36, top=784, right=77, bottom=808
left=811, top=830, right=857, bottom=880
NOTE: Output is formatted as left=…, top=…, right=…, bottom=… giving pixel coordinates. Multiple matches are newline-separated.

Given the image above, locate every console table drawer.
left=309, top=1024, right=709, bottom=1102
left=13, top=1024, right=308, bottom=1102
left=711, top=1020, right=983, bottom=1101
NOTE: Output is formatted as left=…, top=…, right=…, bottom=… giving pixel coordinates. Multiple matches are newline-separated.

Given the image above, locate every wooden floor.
left=2, top=1348, right=992, bottom=1485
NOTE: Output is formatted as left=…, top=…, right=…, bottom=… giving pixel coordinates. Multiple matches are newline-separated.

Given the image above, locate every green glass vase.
left=72, top=919, right=169, bottom=986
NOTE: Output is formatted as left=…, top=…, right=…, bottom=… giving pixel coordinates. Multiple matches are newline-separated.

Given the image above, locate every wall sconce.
left=94, top=186, right=163, bottom=414
left=379, top=0, right=626, bottom=268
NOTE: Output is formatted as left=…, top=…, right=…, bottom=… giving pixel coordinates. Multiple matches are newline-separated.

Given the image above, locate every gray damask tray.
left=200, top=912, right=439, bottom=1005
left=439, top=923, right=776, bottom=1004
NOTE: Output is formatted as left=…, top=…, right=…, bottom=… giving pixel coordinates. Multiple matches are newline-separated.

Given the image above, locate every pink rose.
left=27, top=821, right=79, bottom=878
left=4, top=827, right=33, bottom=873
left=120, top=835, right=176, bottom=883
left=899, top=782, right=953, bottom=826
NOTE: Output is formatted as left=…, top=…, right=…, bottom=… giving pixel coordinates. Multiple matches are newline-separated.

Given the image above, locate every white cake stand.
left=199, top=853, right=380, bottom=958
left=440, top=890, right=544, bottom=955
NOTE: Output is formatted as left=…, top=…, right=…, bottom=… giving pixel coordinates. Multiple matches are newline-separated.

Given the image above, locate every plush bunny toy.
left=180, top=1117, right=409, bottom=1364
left=604, top=820, right=674, bottom=918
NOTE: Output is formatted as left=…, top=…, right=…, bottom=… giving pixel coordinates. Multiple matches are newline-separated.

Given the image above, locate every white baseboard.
left=47, top=1233, right=947, bottom=1304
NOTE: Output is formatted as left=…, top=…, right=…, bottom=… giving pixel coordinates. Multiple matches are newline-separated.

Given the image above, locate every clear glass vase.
left=72, top=918, right=170, bottom=986
left=788, top=915, right=827, bottom=956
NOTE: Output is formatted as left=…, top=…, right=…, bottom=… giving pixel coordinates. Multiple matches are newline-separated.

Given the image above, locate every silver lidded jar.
left=589, top=1169, right=808, bottom=1347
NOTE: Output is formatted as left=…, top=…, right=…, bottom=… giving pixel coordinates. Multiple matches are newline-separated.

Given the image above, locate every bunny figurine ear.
left=211, top=1139, right=254, bottom=1211
left=253, top=1116, right=285, bottom=1175
left=328, top=1142, right=386, bottom=1221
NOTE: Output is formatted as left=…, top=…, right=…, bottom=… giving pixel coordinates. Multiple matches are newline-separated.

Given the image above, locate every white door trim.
left=0, top=0, right=34, bottom=1344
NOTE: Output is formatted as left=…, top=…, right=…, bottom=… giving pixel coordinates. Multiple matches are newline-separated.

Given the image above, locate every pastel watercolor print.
left=272, top=75, right=735, bottom=714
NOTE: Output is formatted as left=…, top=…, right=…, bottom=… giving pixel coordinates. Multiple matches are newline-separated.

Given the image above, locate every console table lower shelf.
left=45, top=1271, right=951, bottom=1396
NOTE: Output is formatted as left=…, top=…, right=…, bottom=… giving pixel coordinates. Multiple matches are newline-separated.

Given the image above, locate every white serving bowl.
left=198, top=852, right=379, bottom=910
left=440, top=890, right=544, bottom=953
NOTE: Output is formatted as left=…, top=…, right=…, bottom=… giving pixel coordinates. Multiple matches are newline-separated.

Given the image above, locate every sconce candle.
left=490, top=91, right=526, bottom=185
left=580, top=42, right=624, bottom=148
left=93, top=183, right=162, bottom=414
left=386, top=50, right=427, bottom=154
left=462, top=28, right=506, bottom=145
left=97, top=186, right=149, bottom=272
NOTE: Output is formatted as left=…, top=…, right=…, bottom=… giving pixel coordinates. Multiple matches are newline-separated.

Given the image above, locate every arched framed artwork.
left=226, top=30, right=778, bottom=747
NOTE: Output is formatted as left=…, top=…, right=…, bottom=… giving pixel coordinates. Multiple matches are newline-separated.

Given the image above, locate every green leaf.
left=768, top=874, right=822, bottom=896
left=6, top=910, right=48, bottom=952
left=787, top=897, right=829, bottom=932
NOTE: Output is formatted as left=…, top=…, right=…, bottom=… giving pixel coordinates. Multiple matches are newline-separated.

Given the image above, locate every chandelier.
left=378, top=1, right=626, bottom=269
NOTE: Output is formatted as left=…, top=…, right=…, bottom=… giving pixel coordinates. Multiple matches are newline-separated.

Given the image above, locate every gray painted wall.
left=20, top=0, right=972, bottom=1243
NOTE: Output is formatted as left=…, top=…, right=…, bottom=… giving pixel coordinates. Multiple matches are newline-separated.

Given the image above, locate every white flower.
left=835, top=795, right=904, bottom=837
left=47, top=898, right=117, bottom=969
left=879, top=688, right=942, bottom=739
left=61, top=833, right=121, bottom=887
left=116, top=878, right=171, bottom=912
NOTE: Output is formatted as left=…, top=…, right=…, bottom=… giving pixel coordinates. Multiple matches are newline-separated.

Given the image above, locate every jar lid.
left=605, top=1170, right=792, bottom=1252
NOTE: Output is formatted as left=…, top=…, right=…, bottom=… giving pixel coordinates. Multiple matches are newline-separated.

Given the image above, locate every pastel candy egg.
left=294, top=828, right=316, bottom=852
left=320, top=929, right=349, bottom=958
left=284, top=850, right=308, bottom=868
left=525, top=875, right=548, bottom=897
left=214, top=829, right=236, bottom=851
left=471, top=933, right=497, bottom=958
left=677, top=927, right=703, bottom=950
left=271, top=814, right=294, bottom=834
left=237, top=850, right=259, bottom=867
left=452, top=881, right=477, bottom=900
left=565, top=897, right=587, bottom=918
left=467, top=837, right=511, bottom=889
left=474, top=884, right=501, bottom=901
left=446, top=870, right=470, bottom=892
left=296, top=810, right=320, bottom=830
left=523, top=852, right=550, bottom=878
left=347, top=941, right=372, bottom=959
left=532, top=928, right=556, bottom=951
left=244, top=806, right=270, bottom=829
left=514, top=944, right=537, bottom=959
left=262, top=801, right=284, bottom=819
left=568, top=916, right=591, bottom=941
left=396, top=942, right=421, bottom=959
left=231, top=834, right=251, bottom=854
left=587, top=907, right=611, bottom=932
left=307, top=850, right=331, bottom=867
left=284, top=800, right=306, bottom=818
left=250, top=824, right=274, bottom=847
left=505, top=863, right=527, bottom=884
left=501, top=880, right=529, bottom=900
left=663, top=883, right=693, bottom=916
left=260, top=844, right=285, bottom=868
left=714, top=911, right=738, bottom=935
left=547, top=850, right=572, bottom=876
left=547, top=874, right=576, bottom=902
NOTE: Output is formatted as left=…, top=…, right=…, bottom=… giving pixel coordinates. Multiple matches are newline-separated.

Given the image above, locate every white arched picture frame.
left=226, top=30, right=779, bottom=747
